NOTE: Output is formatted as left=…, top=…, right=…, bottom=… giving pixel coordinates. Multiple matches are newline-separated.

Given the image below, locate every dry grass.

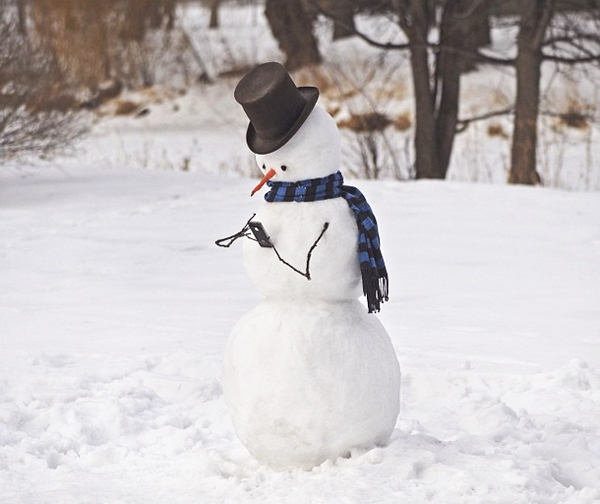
left=372, top=80, right=408, bottom=101
left=393, top=112, right=412, bottom=131
left=114, top=100, right=140, bottom=116
left=551, top=99, right=591, bottom=132
left=218, top=66, right=253, bottom=79
left=487, top=123, right=509, bottom=139
left=326, top=105, right=341, bottom=117
left=558, top=112, right=589, bottom=130
left=27, top=93, right=80, bottom=113
left=293, top=65, right=336, bottom=94
left=337, top=112, right=392, bottom=132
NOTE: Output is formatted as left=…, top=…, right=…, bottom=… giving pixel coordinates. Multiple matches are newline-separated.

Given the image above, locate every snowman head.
left=254, top=105, right=341, bottom=184
left=235, top=62, right=342, bottom=194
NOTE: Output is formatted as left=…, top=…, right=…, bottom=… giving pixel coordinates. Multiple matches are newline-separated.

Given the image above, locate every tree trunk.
left=436, top=0, right=490, bottom=177
left=18, top=0, right=27, bottom=36
left=509, top=1, right=552, bottom=185
left=510, top=51, right=542, bottom=184
left=435, top=0, right=463, bottom=179
left=411, top=45, right=441, bottom=179
left=332, top=0, right=355, bottom=40
left=460, top=0, right=491, bottom=72
left=265, top=0, right=321, bottom=71
left=394, top=0, right=493, bottom=180
left=403, top=0, right=441, bottom=179
left=165, top=0, right=176, bottom=30
left=209, top=0, right=221, bottom=29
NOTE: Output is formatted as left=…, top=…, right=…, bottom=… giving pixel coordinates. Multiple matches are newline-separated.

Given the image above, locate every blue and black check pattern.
left=265, top=171, right=388, bottom=313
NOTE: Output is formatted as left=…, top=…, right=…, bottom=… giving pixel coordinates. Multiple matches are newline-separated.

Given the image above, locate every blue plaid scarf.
left=265, top=171, right=388, bottom=313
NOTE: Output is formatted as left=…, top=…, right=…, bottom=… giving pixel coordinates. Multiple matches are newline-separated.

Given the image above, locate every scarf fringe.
left=361, top=267, right=389, bottom=314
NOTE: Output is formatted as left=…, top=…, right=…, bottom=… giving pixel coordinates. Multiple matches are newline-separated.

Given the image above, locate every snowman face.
left=255, top=106, right=341, bottom=183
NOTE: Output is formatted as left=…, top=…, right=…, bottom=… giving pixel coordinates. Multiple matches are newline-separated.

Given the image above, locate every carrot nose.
left=251, top=168, right=277, bottom=196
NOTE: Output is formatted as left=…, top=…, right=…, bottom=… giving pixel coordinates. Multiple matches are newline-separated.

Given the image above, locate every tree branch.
left=450, top=0, right=488, bottom=21
left=456, top=106, right=514, bottom=132
left=352, top=30, right=411, bottom=51
left=532, top=0, right=555, bottom=49
left=309, top=0, right=516, bottom=67
left=438, top=46, right=515, bottom=66
left=543, top=34, right=600, bottom=46
left=307, top=0, right=410, bottom=50
left=541, top=53, right=600, bottom=63
left=455, top=106, right=598, bottom=134
left=540, top=109, right=596, bottom=122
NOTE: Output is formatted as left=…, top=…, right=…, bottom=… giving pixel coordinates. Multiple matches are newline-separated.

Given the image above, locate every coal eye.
left=262, top=164, right=266, bottom=170
left=281, top=165, right=287, bottom=171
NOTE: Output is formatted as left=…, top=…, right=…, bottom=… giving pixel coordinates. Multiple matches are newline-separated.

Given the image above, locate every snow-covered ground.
left=1, top=162, right=599, bottom=503
left=2, top=3, right=600, bottom=502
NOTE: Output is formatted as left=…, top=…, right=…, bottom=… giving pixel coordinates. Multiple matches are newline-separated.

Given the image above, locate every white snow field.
left=1, top=162, right=600, bottom=504
left=2, top=3, right=600, bottom=502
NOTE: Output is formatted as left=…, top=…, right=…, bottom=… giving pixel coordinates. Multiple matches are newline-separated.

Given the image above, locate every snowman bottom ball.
left=222, top=299, right=401, bottom=470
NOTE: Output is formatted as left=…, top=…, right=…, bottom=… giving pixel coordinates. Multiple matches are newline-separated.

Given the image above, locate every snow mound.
left=1, top=353, right=599, bottom=503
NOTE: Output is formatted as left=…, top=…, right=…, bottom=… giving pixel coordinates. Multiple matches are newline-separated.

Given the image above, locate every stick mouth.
left=251, top=168, right=277, bottom=196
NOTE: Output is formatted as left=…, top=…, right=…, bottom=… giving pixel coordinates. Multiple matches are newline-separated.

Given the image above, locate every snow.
left=1, top=3, right=600, bottom=501
left=240, top=196, right=361, bottom=300
left=253, top=106, right=343, bottom=183
left=2, top=162, right=600, bottom=503
left=223, top=298, right=400, bottom=470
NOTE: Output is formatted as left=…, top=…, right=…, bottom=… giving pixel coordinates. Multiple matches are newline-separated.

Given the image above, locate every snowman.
left=218, top=62, right=400, bottom=470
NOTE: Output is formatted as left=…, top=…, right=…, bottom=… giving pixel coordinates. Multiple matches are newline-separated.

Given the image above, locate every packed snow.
left=2, top=3, right=600, bottom=503
left=2, top=161, right=599, bottom=503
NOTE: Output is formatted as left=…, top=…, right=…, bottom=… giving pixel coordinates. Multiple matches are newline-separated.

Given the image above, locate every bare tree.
left=508, top=1, right=551, bottom=185
left=435, top=0, right=491, bottom=177
left=26, top=0, right=181, bottom=92
left=17, top=0, right=27, bottom=35
left=510, top=0, right=600, bottom=184
left=314, top=0, right=492, bottom=179
left=324, top=0, right=356, bottom=40
left=314, top=0, right=600, bottom=184
left=265, top=0, right=322, bottom=71
left=389, top=0, right=495, bottom=179
left=0, top=17, right=86, bottom=161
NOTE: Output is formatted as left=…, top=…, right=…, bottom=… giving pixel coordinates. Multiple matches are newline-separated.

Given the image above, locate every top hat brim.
left=246, top=87, right=319, bottom=155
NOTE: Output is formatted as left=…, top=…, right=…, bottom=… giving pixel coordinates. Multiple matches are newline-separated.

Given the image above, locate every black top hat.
left=234, top=62, right=319, bottom=155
